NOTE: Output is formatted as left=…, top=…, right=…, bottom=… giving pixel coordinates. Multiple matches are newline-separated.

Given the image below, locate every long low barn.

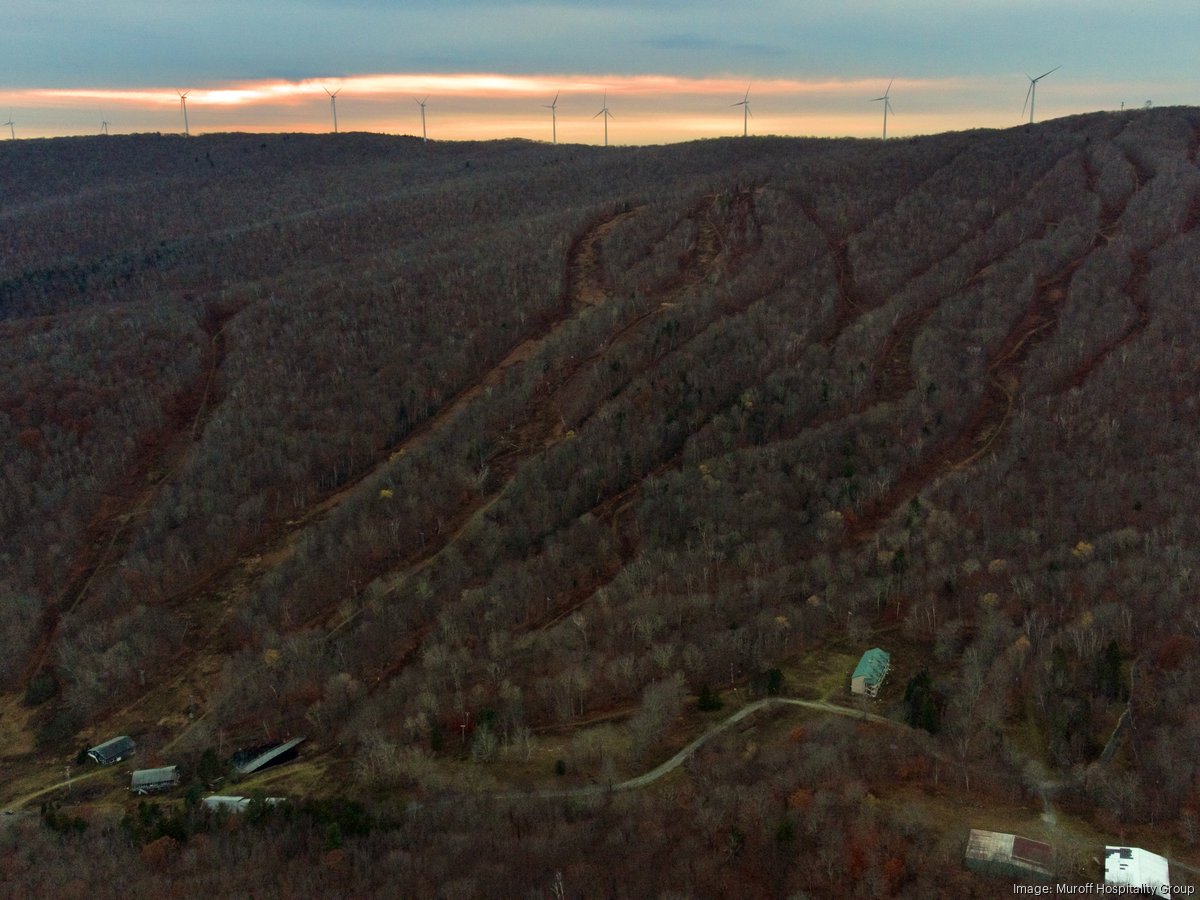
left=88, top=735, right=136, bottom=766
left=233, top=737, right=306, bottom=777
left=964, top=828, right=1054, bottom=881
left=130, top=766, right=180, bottom=795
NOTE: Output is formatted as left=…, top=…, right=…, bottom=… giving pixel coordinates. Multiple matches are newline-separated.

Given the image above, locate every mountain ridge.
left=2, top=108, right=1199, bottom=895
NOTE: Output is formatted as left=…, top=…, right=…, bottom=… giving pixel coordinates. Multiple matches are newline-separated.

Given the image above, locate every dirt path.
left=282, top=207, right=640, bottom=539
left=788, top=194, right=864, bottom=340
left=718, top=147, right=1076, bottom=464
left=485, top=697, right=1196, bottom=882
left=845, top=149, right=1144, bottom=544
left=65, top=208, right=648, bottom=747
left=21, top=304, right=235, bottom=689
left=1, top=766, right=111, bottom=813
left=336, top=192, right=758, bottom=690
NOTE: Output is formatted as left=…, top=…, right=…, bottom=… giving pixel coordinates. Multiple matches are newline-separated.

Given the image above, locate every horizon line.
left=2, top=70, right=1172, bottom=144
left=0, top=109, right=1160, bottom=149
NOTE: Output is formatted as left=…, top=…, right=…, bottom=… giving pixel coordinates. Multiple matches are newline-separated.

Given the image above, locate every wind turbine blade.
left=1022, top=82, right=1033, bottom=117
left=886, top=79, right=894, bottom=95
left=553, top=91, right=560, bottom=105
left=1036, top=65, right=1061, bottom=81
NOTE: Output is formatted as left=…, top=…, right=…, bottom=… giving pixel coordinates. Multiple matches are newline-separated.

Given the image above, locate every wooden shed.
left=851, top=648, right=891, bottom=697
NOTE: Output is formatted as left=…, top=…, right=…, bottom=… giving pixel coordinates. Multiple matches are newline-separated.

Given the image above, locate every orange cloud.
left=24, top=72, right=959, bottom=108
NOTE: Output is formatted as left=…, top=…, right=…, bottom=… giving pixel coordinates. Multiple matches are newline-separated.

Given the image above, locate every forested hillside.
left=2, top=110, right=1200, bottom=896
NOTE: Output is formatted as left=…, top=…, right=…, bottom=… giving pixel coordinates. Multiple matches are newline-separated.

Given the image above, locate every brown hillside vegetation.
left=2, top=110, right=1200, bottom=896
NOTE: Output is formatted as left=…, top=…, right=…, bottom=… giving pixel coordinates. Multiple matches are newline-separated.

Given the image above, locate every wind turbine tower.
left=732, top=85, right=752, bottom=137
left=1022, top=66, right=1060, bottom=124
left=101, top=109, right=109, bottom=135
left=324, top=87, right=340, bottom=133
left=415, top=97, right=428, bottom=142
left=543, top=91, right=559, bottom=144
left=871, top=80, right=894, bottom=140
left=3, top=111, right=14, bottom=140
left=594, top=91, right=613, bottom=147
left=178, top=90, right=191, bottom=137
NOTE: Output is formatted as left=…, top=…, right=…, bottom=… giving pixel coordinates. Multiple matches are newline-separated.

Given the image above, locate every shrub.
left=696, top=684, right=723, bottom=712
left=24, top=671, right=57, bottom=706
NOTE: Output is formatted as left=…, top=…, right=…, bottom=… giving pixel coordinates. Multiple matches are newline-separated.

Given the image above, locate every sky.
left=2, top=1, right=1196, bottom=143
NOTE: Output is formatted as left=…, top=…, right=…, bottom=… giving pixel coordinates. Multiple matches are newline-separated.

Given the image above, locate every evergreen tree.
left=903, top=669, right=940, bottom=733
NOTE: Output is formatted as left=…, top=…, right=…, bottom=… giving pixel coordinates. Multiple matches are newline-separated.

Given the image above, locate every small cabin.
left=1105, top=846, right=1170, bottom=898
left=851, top=648, right=891, bottom=697
left=87, top=735, right=136, bottom=766
left=130, top=766, right=180, bottom=795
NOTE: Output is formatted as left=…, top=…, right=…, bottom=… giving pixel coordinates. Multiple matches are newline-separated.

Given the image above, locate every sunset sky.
left=3, top=1, right=1195, bottom=143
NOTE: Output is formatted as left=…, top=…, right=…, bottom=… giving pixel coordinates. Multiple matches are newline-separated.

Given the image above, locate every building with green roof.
left=851, top=648, right=891, bottom=697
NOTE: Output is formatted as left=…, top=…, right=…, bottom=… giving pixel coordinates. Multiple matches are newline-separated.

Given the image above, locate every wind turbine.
left=593, top=90, right=613, bottom=147
left=324, top=87, right=340, bottom=133
left=100, top=109, right=109, bottom=135
left=177, top=90, right=191, bottom=137
left=1022, top=66, right=1060, bottom=124
left=3, top=110, right=14, bottom=140
left=732, top=85, right=752, bottom=137
left=542, top=91, right=559, bottom=144
left=415, top=97, right=428, bottom=142
left=871, top=80, right=894, bottom=140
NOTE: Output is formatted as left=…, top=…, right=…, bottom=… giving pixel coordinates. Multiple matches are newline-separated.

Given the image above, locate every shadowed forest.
left=2, top=109, right=1200, bottom=897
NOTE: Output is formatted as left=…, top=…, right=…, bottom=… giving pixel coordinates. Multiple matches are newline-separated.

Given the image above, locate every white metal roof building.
left=130, top=766, right=180, bottom=795
left=1105, top=846, right=1170, bottom=898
